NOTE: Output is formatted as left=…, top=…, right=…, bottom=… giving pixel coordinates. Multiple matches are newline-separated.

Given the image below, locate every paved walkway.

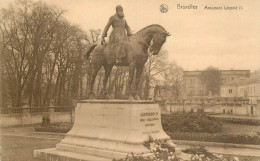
left=1, top=127, right=260, bottom=158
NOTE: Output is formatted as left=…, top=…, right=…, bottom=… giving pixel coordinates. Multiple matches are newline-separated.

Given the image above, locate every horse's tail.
left=85, top=43, right=98, bottom=59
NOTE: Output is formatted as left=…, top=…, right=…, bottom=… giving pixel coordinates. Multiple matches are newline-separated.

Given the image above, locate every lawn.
left=222, top=123, right=260, bottom=135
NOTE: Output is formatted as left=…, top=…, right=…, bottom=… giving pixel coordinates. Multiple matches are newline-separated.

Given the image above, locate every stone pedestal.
left=34, top=100, right=176, bottom=161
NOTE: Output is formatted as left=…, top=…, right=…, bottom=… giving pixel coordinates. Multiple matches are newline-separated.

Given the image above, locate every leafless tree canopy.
left=0, top=0, right=183, bottom=107
left=0, top=0, right=100, bottom=107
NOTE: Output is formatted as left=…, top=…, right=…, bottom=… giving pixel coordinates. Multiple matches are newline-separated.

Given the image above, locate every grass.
left=222, top=123, right=260, bottom=135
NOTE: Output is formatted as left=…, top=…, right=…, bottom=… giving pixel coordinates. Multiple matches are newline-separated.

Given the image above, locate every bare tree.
left=0, top=0, right=35, bottom=106
left=0, top=0, right=89, bottom=107
left=84, top=29, right=102, bottom=99
left=162, top=62, right=183, bottom=102
left=141, top=49, right=171, bottom=99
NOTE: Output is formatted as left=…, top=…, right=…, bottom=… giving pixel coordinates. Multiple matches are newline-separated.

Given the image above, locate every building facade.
left=183, top=70, right=250, bottom=99
left=221, top=78, right=260, bottom=105
left=182, top=71, right=207, bottom=98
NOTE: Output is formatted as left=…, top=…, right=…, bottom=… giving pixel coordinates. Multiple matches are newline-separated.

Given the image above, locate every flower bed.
left=112, top=137, right=251, bottom=161
left=113, top=136, right=180, bottom=161
left=35, top=123, right=73, bottom=133
left=183, top=146, right=253, bottom=161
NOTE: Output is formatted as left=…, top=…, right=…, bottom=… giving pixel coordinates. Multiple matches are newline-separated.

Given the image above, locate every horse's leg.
left=127, top=63, right=136, bottom=101
left=88, top=63, right=102, bottom=99
left=102, top=63, right=113, bottom=99
left=134, top=63, right=144, bottom=100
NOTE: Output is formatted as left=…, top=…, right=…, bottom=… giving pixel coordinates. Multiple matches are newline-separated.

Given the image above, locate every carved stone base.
left=34, top=100, right=177, bottom=160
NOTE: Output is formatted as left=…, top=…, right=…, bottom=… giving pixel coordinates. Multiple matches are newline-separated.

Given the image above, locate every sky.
left=0, top=0, right=259, bottom=71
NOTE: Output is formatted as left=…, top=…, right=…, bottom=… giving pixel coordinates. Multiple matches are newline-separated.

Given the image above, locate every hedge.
left=162, top=112, right=223, bottom=133
left=168, top=132, right=260, bottom=145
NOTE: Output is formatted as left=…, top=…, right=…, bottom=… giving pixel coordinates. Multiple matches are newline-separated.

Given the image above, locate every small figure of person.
left=41, top=115, right=50, bottom=127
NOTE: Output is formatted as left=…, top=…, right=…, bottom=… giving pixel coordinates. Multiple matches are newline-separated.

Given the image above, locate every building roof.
left=183, top=70, right=250, bottom=77
left=221, top=76, right=260, bottom=87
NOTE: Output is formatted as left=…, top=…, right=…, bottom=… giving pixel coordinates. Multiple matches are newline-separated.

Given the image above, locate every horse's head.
left=150, top=31, right=171, bottom=55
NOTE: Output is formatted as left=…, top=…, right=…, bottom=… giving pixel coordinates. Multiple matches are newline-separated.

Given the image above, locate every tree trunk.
left=43, top=54, right=58, bottom=106
left=15, top=84, right=22, bottom=107
left=144, top=76, right=150, bottom=100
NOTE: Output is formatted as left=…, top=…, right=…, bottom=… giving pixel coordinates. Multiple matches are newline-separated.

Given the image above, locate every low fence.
left=0, top=106, right=75, bottom=128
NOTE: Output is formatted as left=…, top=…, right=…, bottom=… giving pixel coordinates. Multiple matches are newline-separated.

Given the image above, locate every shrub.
left=162, top=112, right=223, bottom=133
left=35, top=123, right=73, bottom=133
left=211, top=117, right=260, bottom=125
left=168, top=132, right=260, bottom=145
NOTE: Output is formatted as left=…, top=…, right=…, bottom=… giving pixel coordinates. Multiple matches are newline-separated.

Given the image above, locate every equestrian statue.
left=85, top=5, right=171, bottom=100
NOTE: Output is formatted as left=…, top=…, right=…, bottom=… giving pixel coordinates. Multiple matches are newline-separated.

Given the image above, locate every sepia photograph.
left=0, top=0, right=259, bottom=160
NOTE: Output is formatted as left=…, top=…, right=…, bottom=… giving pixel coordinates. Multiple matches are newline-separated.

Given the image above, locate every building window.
left=229, top=89, right=232, bottom=93
left=190, top=79, right=194, bottom=84
left=199, top=89, right=203, bottom=95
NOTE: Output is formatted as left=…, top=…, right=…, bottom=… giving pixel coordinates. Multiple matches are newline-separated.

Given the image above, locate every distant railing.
left=54, top=106, right=73, bottom=112
left=0, top=106, right=74, bottom=115
left=0, top=108, right=23, bottom=114
left=29, top=107, right=50, bottom=113
left=166, top=102, right=246, bottom=106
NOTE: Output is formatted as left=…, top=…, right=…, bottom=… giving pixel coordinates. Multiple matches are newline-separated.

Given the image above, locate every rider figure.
left=101, top=5, right=132, bottom=65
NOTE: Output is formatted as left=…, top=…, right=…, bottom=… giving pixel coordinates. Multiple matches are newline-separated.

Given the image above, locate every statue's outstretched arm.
left=102, top=16, right=113, bottom=38
left=125, top=21, right=132, bottom=36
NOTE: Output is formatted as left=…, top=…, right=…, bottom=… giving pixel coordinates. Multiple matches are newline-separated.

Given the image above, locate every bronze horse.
left=85, top=24, right=170, bottom=100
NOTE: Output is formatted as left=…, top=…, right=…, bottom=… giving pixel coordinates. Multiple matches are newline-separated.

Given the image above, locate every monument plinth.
left=34, top=100, right=176, bottom=161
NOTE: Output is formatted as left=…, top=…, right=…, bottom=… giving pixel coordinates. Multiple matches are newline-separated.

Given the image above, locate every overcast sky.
left=1, top=0, right=259, bottom=71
